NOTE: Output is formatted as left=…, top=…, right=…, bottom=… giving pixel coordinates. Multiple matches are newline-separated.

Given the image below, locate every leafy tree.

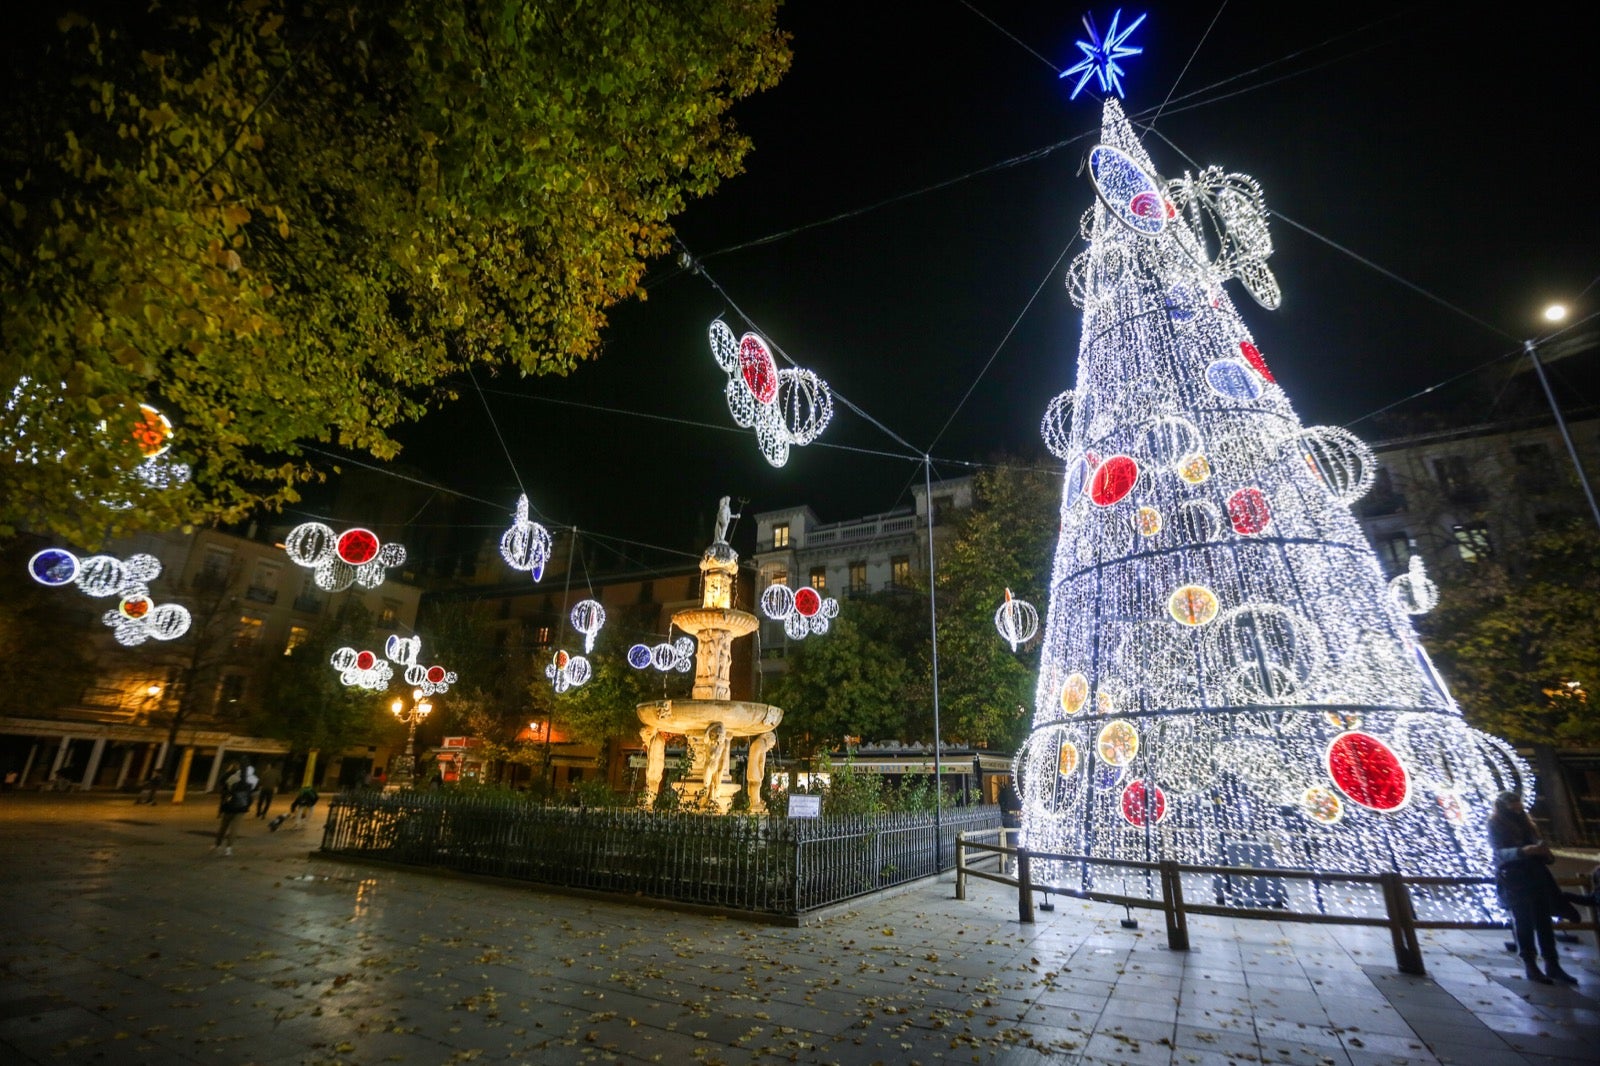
left=768, top=598, right=924, bottom=758
left=252, top=601, right=384, bottom=757
left=931, top=461, right=1058, bottom=750
left=1424, top=522, right=1600, bottom=747
left=0, top=1, right=789, bottom=544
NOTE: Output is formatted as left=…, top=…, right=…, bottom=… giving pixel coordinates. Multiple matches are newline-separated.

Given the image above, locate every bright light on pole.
left=1525, top=302, right=1600, bottom=532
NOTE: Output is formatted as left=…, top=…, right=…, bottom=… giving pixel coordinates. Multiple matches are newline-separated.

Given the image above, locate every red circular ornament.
left=739, top=336, right=778, bottom=404
left=555, top=650, right=569, bottom=669
left=120, top=595, right=151, bottom=619
left=1129, top=191, right=1163, bottom=220
left=1226, top=487, right=1272, bottom=535
left=355, top=650, right=376, bottom=671
left=1238, top=340, right=1275, bottom=383
left=793, top=587, right=822, bottom=617
left=1088, top=455, right=1139, bottom=507
left=337, top=528, right=380, bottom=565
left=426, top=665, right=446, bottom=684
left=1326, top=732, right=1409, bottom=811
left=1120, top=780, right=1167, bottom=826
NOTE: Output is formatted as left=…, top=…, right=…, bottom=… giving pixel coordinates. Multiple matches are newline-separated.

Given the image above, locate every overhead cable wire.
left=1144, top=0, right=1229, bottom=131
left=474, top=386, right=923, bottom=464
left=923, top=232, right=1079, bottom=454
left=955, top=0, right=1061, bottom=73
left=467, top=365, right=528, bottom=498
left=694, top=12, right=1406, bottom=265
left=677, top=240, right=925, bottom=461
left=1139, top=124, right=1520, bottom=344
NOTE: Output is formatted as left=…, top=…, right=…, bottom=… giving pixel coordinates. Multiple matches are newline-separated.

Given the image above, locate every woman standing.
left=1488, top=791, right=1577, bottom=984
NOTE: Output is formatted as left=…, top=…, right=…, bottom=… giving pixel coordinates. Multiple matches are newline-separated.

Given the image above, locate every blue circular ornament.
left=627, top=643, right=653, bottom=670
left=28, top=548, right=79, bottom=586
left=1205, top=358, right=1263, bottom=401
left=1089, top=145, right=1166, bottom=237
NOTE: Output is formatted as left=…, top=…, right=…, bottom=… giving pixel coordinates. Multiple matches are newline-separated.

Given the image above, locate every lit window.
left=770, top=569, right=788, bottom=587
left=284, top=625, right=309, bottom=656
left=772, top=524, right=790, bottom=548
left=1453, top=524, right=1492, bottom=563
left=849, top=562, right=867, bottom=592
left=892, top=556, right=911, bottom=587
left=809, top=567, right=827, bottom=591
left=235, top=615, right=264, bottom=648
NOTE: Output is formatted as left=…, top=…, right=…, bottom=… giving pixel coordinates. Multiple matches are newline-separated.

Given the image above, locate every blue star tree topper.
left=1061, top=9, right=1146, bottom=99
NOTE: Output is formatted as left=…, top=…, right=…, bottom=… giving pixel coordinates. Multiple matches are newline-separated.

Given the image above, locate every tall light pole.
left=1527, top=304, right=1600, bottom=532
left=388, top=688, right=433, bottom=791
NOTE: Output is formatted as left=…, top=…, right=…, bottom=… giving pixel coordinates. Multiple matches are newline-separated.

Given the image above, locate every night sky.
left=391, top=1, right=1600, bottom=573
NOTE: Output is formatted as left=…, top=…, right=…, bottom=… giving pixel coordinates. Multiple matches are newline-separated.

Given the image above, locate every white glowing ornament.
left=994, top=588, right=1039, bottom=652
left=708, top=320, right=833, bottom=468
left=384, top=634, right=457, bottom=696
left=284, top=522, right=405, bottom=591
left=500, top=495, right=552, bottom=580
left=545, top=649, right=590, bottom=693
left=1388, top=554, right=1439, bottom=615
left=760, top=582, right=838, bottom=640
left=28, top=548, right=190, bottom=644
left=331, top=647, right=393, bottom=691
left=570, top=599, right=606, bottom=654
left=629, top=635, right=695, bottom=673
left=1018, top=99, right=1525, bottom=923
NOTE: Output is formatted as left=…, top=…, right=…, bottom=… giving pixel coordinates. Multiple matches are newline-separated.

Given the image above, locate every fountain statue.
left=637, top=497, right=784, bottom=812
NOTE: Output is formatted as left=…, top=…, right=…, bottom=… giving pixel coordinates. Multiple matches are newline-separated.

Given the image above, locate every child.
left=288, top=784, right=320, bottom=829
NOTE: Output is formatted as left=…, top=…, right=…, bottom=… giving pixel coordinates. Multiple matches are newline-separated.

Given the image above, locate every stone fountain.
left=637, top=498, right=783, bottom=812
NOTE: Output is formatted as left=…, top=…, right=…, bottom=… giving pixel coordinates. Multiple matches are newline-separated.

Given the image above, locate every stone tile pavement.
left=1, top=793, right=1597, bottom=1065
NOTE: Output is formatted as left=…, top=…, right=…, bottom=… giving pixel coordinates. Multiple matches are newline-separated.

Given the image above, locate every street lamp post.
left=1528, top=304, right=1600, bottom=533
left=388, top=688, right=433, bottom=791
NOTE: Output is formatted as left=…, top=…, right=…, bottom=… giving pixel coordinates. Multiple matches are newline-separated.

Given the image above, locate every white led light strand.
left=500, top=494, right=553, bottom=580
left=1018, top=100, right=1527, bottom=922
left=284, top=522, right=406, bottom=592
left=760, top=582, right=839, bottom=640
left=28, top=547, right=191, bottom=645
left=708, top=320, right=834, bottom=468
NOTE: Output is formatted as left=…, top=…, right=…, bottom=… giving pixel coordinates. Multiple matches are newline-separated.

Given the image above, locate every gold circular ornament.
left=1096, top=721, right=1139, bottom=767
left=1302, top=785, right=1344, bottom=825
left=1168, top=584, right=1220, bottom=627
left=1061, top=672, right=1090, bottom=715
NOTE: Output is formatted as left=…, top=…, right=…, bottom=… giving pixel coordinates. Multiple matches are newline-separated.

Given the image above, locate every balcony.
left=244, top=586, right=279, bottom=605
left=292, top=595, right=325, bottom=614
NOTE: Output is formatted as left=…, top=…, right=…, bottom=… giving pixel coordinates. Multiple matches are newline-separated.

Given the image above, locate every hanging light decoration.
left=284, top=522, right=405, bottom=592
left=760, top=581, right=839, bottom=640
left=994, top=588, right=1040, bottom=652
left=708, top=320, right=834, bottom=468
left=570, top=599, right=606, bottom=654
left=28, top=548, right=189, bottom=645
left=500, top=494, right=553, bottom=580
left=1388, top=553, right=1439, bottom=615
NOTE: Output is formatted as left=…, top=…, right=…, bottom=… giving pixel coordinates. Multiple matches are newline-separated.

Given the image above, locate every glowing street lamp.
left=1525, top=302, right=1600, bottom=532
left=389, top=688, right=433, bottom=791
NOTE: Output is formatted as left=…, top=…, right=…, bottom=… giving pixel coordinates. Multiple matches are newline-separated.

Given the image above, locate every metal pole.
left=401, top=714, right=418, bottom=789
left=1526, top=339, right=1600, bottom=532
left=923, top=457, right=944, bottom=868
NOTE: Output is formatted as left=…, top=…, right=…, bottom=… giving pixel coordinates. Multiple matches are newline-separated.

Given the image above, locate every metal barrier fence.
left=955, top=829, right=1600, bottom=976
left=320, top=791, right=1000, bottom=918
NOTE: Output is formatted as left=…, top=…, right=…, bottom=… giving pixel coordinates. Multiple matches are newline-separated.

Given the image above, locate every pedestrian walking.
left=254, top=762, right=281, bottom=819
left=1488, top=790, right=1579, bottom=984
left=134, top=769, right=163, bottom=805
left=213, top=762, right=256, bottom=856
left=288, top=783, right=319, bottom=830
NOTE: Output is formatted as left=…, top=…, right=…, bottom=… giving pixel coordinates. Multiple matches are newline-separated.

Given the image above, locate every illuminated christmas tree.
left=1017, top=100, right=1527, bottom=918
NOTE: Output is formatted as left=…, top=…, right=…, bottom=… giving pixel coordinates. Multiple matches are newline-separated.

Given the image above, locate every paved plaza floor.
left=1, top=793, right=1597, bottom=1066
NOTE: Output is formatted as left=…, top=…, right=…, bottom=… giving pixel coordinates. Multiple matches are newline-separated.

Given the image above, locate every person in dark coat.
left=1488, top=790, right=1577, bottom=984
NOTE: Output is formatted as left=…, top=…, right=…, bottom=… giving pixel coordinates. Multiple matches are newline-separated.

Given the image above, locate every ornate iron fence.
left=320, top=791, right=1000, bottom=917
